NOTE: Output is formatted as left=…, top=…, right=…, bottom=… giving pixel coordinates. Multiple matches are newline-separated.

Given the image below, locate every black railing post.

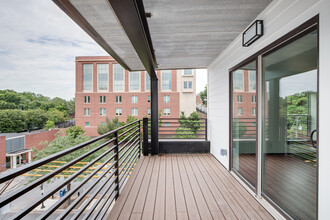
left=143, top=117, right=149, bottom=156
left=151, top=76, right=159, bottom=155
left=205, top=118, right=208, bottom=141
left=114, top=131, right=119, bottom=199
left=138, top=121, right=141, bottom=158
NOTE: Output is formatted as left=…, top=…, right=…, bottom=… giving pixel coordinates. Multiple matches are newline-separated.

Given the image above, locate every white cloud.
left=0, top=0, right=107, bottom=100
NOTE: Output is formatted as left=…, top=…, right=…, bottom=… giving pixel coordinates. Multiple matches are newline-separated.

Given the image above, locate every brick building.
left=75, top=56, right=196, bottom=136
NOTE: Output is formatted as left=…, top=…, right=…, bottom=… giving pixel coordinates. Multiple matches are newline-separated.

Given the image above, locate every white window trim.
left=115, top=95, right=122, bottom=104
left=233, top=70, right=244, bottom=92
left=145, top=71, right=151, bottom=91
left=113, top=64, right=125, bottom=92
left=164, top=95, right=170, bottom=103
left=164, top=108, right=170, bottom=116
left=84, top=96, right=90, bottom=104
left=132, top=108, right=138, bottom=116
left=100, top=108, right=106, bottom=116
left=248, top=71, right=256, bottom=92
left=182, top=69, right=194, bottom=76
left=131, top=95, right=138, bottom=104
left=84, top=108, right=90, bottom=116
left=161, top=70, right=172, bottom=92
left=116, top=108, right=122, bottom=116
left=100, top=95, right=106, bottom=104
left=97, top=63, right=109, bottom=92
left=83, top=64, right=93, bottom=92
left=85, top=122, right=90, bottom=127
left=129, top=71, right=141, bottom=91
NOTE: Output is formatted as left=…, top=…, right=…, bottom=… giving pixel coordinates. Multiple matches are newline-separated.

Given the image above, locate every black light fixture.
left=242, top=20, right=263, bottom=47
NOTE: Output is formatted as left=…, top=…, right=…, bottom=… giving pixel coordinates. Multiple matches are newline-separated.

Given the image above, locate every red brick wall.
left=25, top=129, right=60, bottom=151
left=0, top=136, right=6, bottom=172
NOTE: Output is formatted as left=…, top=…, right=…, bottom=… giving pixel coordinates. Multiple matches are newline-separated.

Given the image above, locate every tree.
left=200, top=85, right=207, bottom=105
left=65, top=125, right=85, bottom=138
left=44, top=120, right=55, bottom=130
left=176, top=111, right=201, bottom=138
left=46, top=108, right=67, bottom=123
left=67, top=99, right=75, bottom=117
left=24, top=109, right=48, bottom=131
left=0, top=110, right=27, bottom=133
left=97, top=117, right=125, bottom=137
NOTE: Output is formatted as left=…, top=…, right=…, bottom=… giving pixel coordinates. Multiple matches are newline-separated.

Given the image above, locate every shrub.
left=44, top=120, right=55, bottom=130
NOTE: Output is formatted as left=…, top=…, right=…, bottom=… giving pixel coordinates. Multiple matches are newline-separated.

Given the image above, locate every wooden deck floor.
left=107, top=154, right=273, bottom=220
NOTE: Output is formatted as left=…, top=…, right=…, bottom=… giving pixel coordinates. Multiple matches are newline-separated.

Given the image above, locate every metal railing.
left=146, top=117, right=207, bottom=140
left=0, top=120, right=141, bottom=219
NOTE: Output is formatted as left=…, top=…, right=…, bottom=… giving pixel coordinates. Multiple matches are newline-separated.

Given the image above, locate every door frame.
left=229, top=15, right=319, bottom=219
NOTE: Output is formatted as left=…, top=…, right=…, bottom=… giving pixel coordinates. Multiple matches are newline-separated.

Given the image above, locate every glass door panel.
left=262, top=29, right=317, bottom=219
left=232, top=60, right=257, bottom=188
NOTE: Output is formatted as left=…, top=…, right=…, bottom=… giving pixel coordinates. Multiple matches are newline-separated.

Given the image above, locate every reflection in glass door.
left=262, top=29, right=317, bottom=219
left=231, top=60, right=257, bottom=188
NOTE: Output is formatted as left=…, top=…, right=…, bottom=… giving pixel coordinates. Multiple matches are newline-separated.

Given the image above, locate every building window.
left=116, top=96, right=122, bottom=104
left=113, top=64, right=124, bottom=91
left=131, top=95, right=138, bottom=103
left=184, top=81, right=192, bottom=89
left=116, top=108, right=122, bottom=116
left=84, top=108, right=90, bottom=116
left=100, top=96, right=106, bottom=104
left=183, top=69, right=193, bottom=75
left=164, top=108, right=170, bottom=116
left=145, top=72, right=150, bottom=90
left=233, top=70, right=244, bottom=91
left=161, top=70, right=172, bottom=90
left=129, top=72, right=140, bottom=90
left=252, top=95, right=256, bottom=103
left=249, top=71, right=256, bottom=91
left=100, top=122, right=105, bottom=126
left=252, top=108, right=256, bottom=116
left=164, top=122, right=170, bottom=127
left=97, top=64, right=109, bottom=90
left=164, top=95, right=170, bottom=103
left=84, top=96, right=90, bottom=104
left=237, top=95, right=243, bottom=103
left=147, top=95, right=151, bottom=102
left=148, top=108, right=151, bottom=115
left=85, top=122, right=90, bottom=127
left=238, top=107, right=243, bottom=116
left=100, top=108, right=106, bottom=116
left=83, top=64, right=93, bottom=91
left=252, top=122, right=256, bottom=127
left=132, top=108, right=138, bottom=116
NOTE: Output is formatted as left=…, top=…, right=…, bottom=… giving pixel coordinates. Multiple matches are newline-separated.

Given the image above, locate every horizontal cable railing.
left=0, top=120, right=141, bottom=220
left=147, top=117, right=207, bottom=140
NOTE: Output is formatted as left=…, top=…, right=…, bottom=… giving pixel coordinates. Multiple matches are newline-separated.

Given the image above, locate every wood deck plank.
left=172, top=155, right=188, bottom=213
left=107, top=156, right=147, bottom=220
left=165, top=155, right=177, bottom=220
left=153, top=156, right=166, bottom=220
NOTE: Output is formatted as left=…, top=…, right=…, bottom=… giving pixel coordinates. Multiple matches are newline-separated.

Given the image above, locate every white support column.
left=28, top=151, right=32, bottom=164
left=12, top=156, right=17, bottom=169
left=18, top=155, right=22, bottom=165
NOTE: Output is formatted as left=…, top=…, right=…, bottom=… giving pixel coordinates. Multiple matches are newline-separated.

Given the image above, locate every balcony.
left=0, top=119, right=273, bottom=219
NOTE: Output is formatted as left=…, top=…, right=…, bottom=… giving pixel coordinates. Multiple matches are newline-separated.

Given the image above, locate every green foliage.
left=46, top=108, right=66, bottom=123
left=174, top=127, right=195, bottom=138
left=200, top=85, right=207, bottom=105
left=232, top=121, right=247, bottom=138
left=97, top=117, right=125, bottom=137
left=0, top=109, right=27, bottom=133
left=287, top=93, right=308, bottom=115
left=178, top=111, right=201, bottom=134
left=44, top=120, right=55, bottom=130
left=24, top=109, right=48, bottom=131
left=65, top=126, right=85, bottom=139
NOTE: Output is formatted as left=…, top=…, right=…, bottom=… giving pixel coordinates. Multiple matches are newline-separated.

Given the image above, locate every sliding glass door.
left=231, top=60, right=257, bottom=189
left=231, top=19, right=318, bottom=220
left=262, top=28, right=317, bottom=219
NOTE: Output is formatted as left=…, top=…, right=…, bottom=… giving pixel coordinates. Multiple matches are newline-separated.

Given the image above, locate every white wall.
left=207, top=0, right=330, bottom=218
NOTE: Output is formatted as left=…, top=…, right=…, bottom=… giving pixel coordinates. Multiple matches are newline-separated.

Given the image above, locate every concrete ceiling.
left=61, top=0, right=272, bottom=71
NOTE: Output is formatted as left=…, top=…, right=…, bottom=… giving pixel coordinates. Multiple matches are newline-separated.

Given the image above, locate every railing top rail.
left=147, top=117, right=207, bottom=120
left=0, top=119, right=141, bottom=184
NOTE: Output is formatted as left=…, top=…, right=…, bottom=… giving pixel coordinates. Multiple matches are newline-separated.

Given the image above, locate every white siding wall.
left=207, top=0, right=330, bottom=217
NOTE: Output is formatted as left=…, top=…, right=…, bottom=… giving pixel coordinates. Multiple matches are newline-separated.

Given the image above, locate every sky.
left=0, top=1, right=207, bottom=100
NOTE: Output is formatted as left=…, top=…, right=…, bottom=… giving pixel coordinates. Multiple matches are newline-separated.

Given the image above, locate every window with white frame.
left=145, top=72, right=150, bottom=90
left=164, top=108, right=170, bottom=116
left=131, top=95, right=138, bottom=103
left=161, top=70, right=172, bottom=90
left=238, top=107, right=243, bottom=116
left=100, top=108, right=106, bottom=116
left=249, top=71, right=256, bottom=91
left=113, top=64, right=124, bottom=91
left=115, top=96, right=122, bottom=104
left=100, top=96, right=106, bottom=104
left=233, top=70, right=244, bottom=91
left=97, top=64, right=108, bottom=90
left=84, top=96, right=90, bottom=104
left=129, top=72, right=140, bottom=90
left=132, top=108, right=138, bottom=116
left=84, top=108, right=90, bottom=116
left=183, top=81, right=192, bottom=89
left=83, top=64, right=93, bottom=91
left=252, top=95, right=256, bottom=103
left=164, top=95, right=170, bottom=103
left=147, top=108, right=151, bottom=115
left=85, top=122, right=90, bottom=127
left=237, top=95, right=243, bottom=103
left=252, top=108, right=256, bottom=116
left=183, top=69, right=193, bottom=75
left=147, top=95, right=151, bottom=102
left=116, top=108, right=122, bottom=116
